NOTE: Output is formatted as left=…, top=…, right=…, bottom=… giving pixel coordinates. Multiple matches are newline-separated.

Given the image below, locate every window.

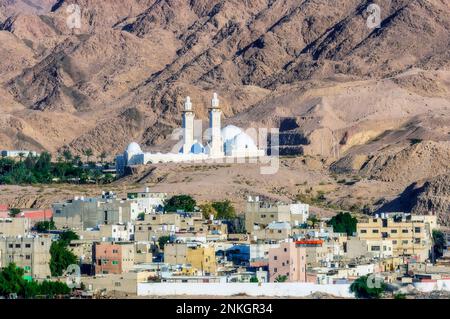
left=274, top=268, right=277, bottom=272
left=114, top=282, right=121, bottom=287
left=371, top=246, right=381, bottom=251
left=402, top=229, right=408, bottom=233
left=414, top=227, right=421, bottom=233
left=414, top=238, right=421, bottom=244
left=372, top=229, right=379, bottom=234
left=25, top=255, right=31, bottom=260
left=402, top=240, right=408, bottom=244
left=25, top=244, right=31, bottom=248
left=8, top=244, right=13, bottom=248
left=274, top=256, right=278, bottom=260
left=112, top=261, right=119, bottom=265
left=392, top=240, right=397, bottom=244
left=270, top=215, right=274, bottom=218
left=15, top=244, right=20, bottom=248
left=112, top=249, right=119, bottom=254
left=360, top=229, right=367, bottom=234
left=284, top=248, right=287, bottom=252
left=391, top=229, right=397, bottom=233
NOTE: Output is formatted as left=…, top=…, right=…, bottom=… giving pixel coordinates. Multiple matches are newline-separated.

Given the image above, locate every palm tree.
left=62, top=149, right=73, bottom=163
left=99, top=151, right=107, bottom=164
left=83, top=148, right=93, bottom=163
left=18, top=152, right=25, bottom=162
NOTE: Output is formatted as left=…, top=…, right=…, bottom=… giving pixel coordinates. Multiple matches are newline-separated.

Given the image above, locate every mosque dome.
left=190, top=141, right=205, bottom=154
left=221, top=125, right=242, bottom=142
left=233, top=132, right=258, bottom=151
left=126, top=142, right=143, bottom=154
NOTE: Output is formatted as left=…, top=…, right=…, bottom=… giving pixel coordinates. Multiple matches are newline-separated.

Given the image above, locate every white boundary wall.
left=137, top=283, right=354, bottom=298
left=413, top=279, right=450, bottom=292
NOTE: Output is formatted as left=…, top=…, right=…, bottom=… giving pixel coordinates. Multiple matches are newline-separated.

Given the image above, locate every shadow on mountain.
left=376, top=182, right=424, bottom=213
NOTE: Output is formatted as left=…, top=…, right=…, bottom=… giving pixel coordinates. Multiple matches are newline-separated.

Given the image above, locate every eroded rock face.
left=0, top=0, right=449, bottom=157
left=411, top=173, right=450, bottom=226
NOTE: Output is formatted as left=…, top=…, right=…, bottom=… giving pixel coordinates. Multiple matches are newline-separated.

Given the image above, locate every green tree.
left=0, top=263, right=28, bottom=297
left=199, top=203, right=217, bottom=220
left=158, top=236, right=171, bottom=250
left=275, top=275, right=288, bottom=282
left=59, top=230, right=80, bottom=245
left=328, top=212, right=357, bottom=236
left=165, top=195, right=196, bottom=212
left=50, top=241, right=78, bottom=277
left=99, top=151, right=107, bottom=164
left=0, top=263, right=71, bottom=298
left=49, top=231, right=79, bottom=277
left=83, top=149, right=93, bottom=163
left=250, top=276, right=259, bottom=283
left=137, top=212, right=145, bottom=221
left=433, top=230, right=446, bottom=260
left=350, top=275, right=387, bottom=299
left=62, top=149, right=73, bottom=163
left=35, top=220, right=56, bottom=232
left=9, top=208, right=21, bottom=218
left=212, top=200, right=236, bottom=220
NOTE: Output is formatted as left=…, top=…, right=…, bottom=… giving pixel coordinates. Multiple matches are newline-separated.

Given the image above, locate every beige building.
left=345, top=237, right=394, bottom=259
left=53, top=192, right=140, bottom=230
left=0, top=236, right=52, bottom=280
left=0, top=218, right=31, bottom=237
left=164, top=242, right=217, bottom=275
left=252, top=222, right=292, bottom=242
left=82, top=271, right=152, bottom=295
left=357, top=213, right=438, bottom=261
left=245, top=197, right=309, bottom=232
left=135, top=242, right=153, bottom=264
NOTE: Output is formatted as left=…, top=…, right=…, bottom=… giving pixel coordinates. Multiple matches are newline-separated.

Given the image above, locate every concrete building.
left=77, top=223, right=134, bottom=242
left=268, top=241, right=307, bottom=282
left=345, top=237, right=394, bottom=259
left=94, top=242, right=135, bottom=275
left=0, top=236, right=51, bottom=280
left=164, top=242, right=217, bottom=275
left=0, top=218, right=31, bottom=237
left=357, top=213, right=438, bottom=261
left=127, top=187, right=167, bottom=213
left=53, top=192, right=140, bottom=230
left=245, top=196, right=309, bottom=232
left=253, top=221, right=292, bottom=242
left=249, top=243, right=280, bottom=268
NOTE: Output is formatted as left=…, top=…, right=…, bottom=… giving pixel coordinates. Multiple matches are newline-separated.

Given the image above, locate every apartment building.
left=164, top=242, right=217, bottom=275
left=127, top=187, right=167, bottom=213
left=52, top=192, right=140, bottom=230
left=0, top=218, right=31, bottom=237
left=245, top=196, right=309, bottom=232
left=357, top=213, right=438, bottom=261
left=94, top=242, right=135, bottom=275
left=0, top=236, right=51, bottom=280
left=345, top=237, right=394, bottom=259
left=268, top=241, right=307, bottom=282
left=253, top=222, right=292, bottom=242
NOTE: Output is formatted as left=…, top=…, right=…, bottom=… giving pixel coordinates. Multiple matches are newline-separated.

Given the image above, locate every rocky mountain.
left=0, top=0, right=449, bottom=219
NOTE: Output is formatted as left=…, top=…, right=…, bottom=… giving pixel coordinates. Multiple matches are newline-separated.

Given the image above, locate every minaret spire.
left=182, top=96, right=195, bottom=154
left=208, top=92, right=224, bottom=157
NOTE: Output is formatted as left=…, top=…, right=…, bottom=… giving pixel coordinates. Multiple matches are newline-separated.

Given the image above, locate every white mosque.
left=116, top=93, right=265, bottom=174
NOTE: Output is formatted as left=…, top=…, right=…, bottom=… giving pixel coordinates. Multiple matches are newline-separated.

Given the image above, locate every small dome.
left=221, top=125, right=242, bottom=142
left=190, top=141, right=205, bottom=154
left=126, top=142, right=142, bottom=154
left=233, top=132, right=258, bottom=150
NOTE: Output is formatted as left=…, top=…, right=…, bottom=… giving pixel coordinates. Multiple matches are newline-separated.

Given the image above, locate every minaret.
left=182, top=96, right=194, bottom=154
left=209, top=93, right=224, bottom=157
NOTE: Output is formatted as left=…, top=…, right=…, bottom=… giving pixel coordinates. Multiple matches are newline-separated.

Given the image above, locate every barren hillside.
left=0, top=0, right=449, bottom=221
